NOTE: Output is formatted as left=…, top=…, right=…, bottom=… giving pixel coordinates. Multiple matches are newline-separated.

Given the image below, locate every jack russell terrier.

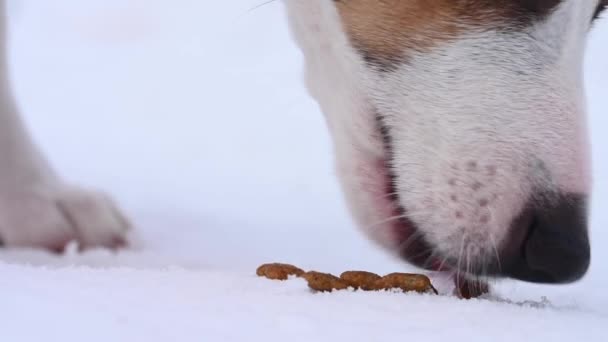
left=0, top=0, right=605, bottom=296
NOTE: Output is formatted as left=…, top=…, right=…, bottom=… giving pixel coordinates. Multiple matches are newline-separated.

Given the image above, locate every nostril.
left=504, top=193, right=590, bottom=284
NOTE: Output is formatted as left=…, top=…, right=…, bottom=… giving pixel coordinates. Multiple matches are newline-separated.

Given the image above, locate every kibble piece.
left=256, top=263, right=305, bottom=281
left=373, top=273, right=438, bottom=294
left=454, top=278, right=489, bottom=299
left=302, top=271, right=350, bottom=292
left=340, top=271, right=381, bottom=290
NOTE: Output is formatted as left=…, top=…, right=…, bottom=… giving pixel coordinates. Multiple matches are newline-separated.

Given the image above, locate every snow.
left=1, top=1, right=607, bottom=341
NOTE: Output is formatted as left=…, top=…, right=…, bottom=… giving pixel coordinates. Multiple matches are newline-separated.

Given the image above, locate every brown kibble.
left=340, top=271, right=382, bottom=290
left=256, top=263, right=305, bottom=280
left=256, top=263, right=438, bottom=296
left=373, top=273, right=438, bottom=294
left=302, top=271, right=350, bottom=292
left=454, top=277, right=490, bottom=299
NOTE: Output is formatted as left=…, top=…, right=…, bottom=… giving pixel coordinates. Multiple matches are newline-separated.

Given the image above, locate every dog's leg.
left=0, top=1, right=130, bottom=250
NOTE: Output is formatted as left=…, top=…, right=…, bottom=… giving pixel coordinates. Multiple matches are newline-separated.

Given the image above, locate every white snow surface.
left=1, top=1, right=608, bottom=341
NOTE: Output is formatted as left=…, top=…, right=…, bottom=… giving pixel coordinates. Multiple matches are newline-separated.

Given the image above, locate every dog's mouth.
left=386, top=185, right=439, bottom=271
left=376, top=118, right=444, bottom=272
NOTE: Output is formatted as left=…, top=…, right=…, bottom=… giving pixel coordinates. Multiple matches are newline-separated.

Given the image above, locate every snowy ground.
left=1, top=1, right=607, bottom=341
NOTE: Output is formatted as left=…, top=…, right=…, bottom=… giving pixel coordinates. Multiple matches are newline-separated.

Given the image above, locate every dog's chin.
left=340, top=155, right=440, bottom=271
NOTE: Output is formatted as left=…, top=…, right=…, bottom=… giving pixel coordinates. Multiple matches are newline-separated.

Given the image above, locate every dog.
left=0, top=1, right=605, bottom=295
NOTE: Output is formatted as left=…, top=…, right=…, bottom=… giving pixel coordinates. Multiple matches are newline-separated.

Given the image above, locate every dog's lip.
left=376, top=116, right=444, bottom=271
left=392, top=216, right=439, bottom=270
left=388, top=200, right=444, bottom=271
left=379, top=159, right=444, bottom=271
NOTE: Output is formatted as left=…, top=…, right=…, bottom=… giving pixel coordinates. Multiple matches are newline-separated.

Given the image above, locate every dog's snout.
left=503, top=194, right=590, bottom=284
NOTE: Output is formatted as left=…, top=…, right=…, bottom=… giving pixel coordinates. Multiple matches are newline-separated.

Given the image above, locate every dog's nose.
left=503, top=194, right=590, bottom=284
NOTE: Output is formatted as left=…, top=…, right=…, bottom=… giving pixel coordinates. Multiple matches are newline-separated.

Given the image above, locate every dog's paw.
left=0, top=185, right=131, bottom=252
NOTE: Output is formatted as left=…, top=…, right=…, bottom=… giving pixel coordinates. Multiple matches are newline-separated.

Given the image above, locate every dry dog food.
left=302, top=271, right=350, bottom=292
left=256, top=263, right=438, bottom=295
left=340, top=271, right=381, bottom=290
left=373, top=273, right=437, bottom=294
left=256, top=263, right=305, bottom=280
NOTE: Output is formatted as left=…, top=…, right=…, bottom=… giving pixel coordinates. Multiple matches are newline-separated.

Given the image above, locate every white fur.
left=0, top=1, right=130, bottom=250
left=285, top=0, right=597, bottom=272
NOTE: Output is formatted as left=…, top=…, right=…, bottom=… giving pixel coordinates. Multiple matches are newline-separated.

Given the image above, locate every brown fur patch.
left=333, top=0, right=562, bottom=69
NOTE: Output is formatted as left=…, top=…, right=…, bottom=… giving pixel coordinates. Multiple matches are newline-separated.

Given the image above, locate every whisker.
left=365, top=206, right=437, bottom=232
left=489, top=233, right=503, bottom=273
left=422, top=249, right=450, bottom=271
left=402, top=244, right=435, bottom=263
left=248, top=0, right=278, bottom=12
left=466, top=245, right=472, bottom=294
left=436, top=253, right=451, bottom=272
left=396, top=229, right=425, bottom=251
left=421, top=250, right=439, bottom=269
left=484, top=206, right=503, bottom=273
left=456, top=235, right=466, bottom=288
left=482, top=258, right=489, bottom=281
left=366, top=214, right=410, bottom=230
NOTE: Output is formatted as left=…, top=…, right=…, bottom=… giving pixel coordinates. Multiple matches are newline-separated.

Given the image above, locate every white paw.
left=0, top=185, right=131, bottom=252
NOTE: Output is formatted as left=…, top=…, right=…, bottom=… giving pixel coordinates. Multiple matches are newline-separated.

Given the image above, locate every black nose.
left=503, top=194, right=590, bottom=284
